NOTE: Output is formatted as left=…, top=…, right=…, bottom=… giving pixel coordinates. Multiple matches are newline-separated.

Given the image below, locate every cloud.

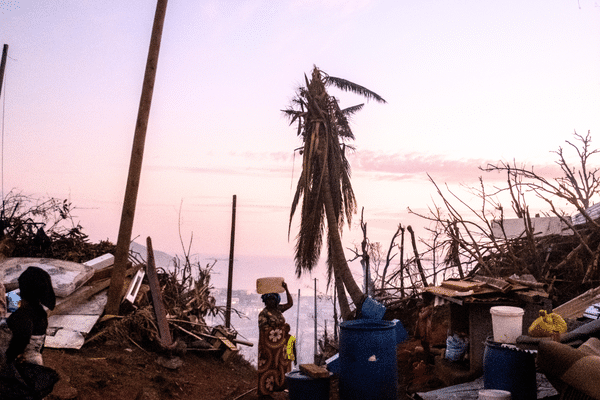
left=348, top=150, right=563, bottom=184
left=143, top=149, right=564, bottom=187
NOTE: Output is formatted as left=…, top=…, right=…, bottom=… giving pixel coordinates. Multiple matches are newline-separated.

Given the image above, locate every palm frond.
left=341, top=104, right=364, bottom=116
left=325, top=76, right=387, bottom=104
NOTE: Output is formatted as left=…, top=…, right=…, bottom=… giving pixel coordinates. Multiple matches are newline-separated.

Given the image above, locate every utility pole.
left=0, top=44, right=9, bottom=204
left=0, top=44, right=8, bottom=99
left=105, top=0, right=169, bottom=315
left=225, top=194, right=237, bottom=328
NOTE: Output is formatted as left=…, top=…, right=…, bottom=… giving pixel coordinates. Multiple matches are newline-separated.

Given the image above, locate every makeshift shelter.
left=423, top=275, right=552, bottom=383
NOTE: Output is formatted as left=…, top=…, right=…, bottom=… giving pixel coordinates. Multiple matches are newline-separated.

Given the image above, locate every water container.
left=483, top=340, right=536, bottom=400
left=490, top=306, right=524, bottom=343
left=361, top=296, right=386, bottom=319
left=339, top=320, right=398, bottom=400
left=256, top=277, right=285, bottom=294
left=285, top=370, right=331, bottom=400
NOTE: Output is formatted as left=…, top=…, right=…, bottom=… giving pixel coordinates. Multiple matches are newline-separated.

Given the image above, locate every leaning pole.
left=105, top=0, right=169, bottom=315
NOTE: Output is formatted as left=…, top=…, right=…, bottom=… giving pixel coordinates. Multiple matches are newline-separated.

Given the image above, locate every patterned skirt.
left=257, top=322, right=291, bottom=395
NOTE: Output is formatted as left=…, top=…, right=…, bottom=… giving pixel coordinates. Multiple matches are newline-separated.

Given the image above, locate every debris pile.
left=0, top=193, right=251, bottom=365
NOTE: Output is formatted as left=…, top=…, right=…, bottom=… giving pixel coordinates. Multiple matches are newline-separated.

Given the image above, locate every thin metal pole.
left=314, top=278, right=317, bottom=363
left=295, top=289, right=300, bottom=340
left=225, top=194, right=237, bottom=328
left=105, top=0, right=169, bottom=315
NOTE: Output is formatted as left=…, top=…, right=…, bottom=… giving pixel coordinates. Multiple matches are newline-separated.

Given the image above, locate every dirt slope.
left=44, top=342, right=277, bottom=400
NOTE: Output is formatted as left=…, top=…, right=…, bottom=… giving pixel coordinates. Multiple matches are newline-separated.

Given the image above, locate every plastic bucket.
left=478, top=389, right=512, bottom=399
left=339, top=320, right=397, bottom=400
left=483, top=340, right=536, bottom=400
left=285, top=370, right=331, bottom=400
left=490, top=306, right=524, bottom=343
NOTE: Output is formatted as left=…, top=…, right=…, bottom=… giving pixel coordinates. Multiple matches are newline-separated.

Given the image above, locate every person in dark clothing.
left=1, top=266, right=59, bottom=399
left=6, top=266, right=56, bottom=365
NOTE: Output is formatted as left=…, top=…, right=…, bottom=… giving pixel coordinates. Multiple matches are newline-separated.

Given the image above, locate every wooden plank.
left=440, top=280, right=484, bottom=292
left=425, top=286, right=474, bottom=297
left=423, top=287, right=464, bottom=305
left=553, top=285, right=600, bottom=320
left=300, top=363, right=330, bottom=378
left=146, top=237, right=173, bottom=348
left=473, top=275, right=512, bottom=292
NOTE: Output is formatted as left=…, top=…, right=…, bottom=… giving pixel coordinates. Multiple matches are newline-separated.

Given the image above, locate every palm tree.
left=283, top=66, right=386, bottom=319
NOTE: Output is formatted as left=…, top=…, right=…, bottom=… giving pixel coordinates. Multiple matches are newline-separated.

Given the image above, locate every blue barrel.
left=483, top=339, right=536, bottom=400
left=285, top=370, right=331, bottom=400
left=339, top=320, right=398, bottom=400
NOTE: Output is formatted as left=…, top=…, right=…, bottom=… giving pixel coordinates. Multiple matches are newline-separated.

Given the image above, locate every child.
left=6, top=266, right=55, bottom=365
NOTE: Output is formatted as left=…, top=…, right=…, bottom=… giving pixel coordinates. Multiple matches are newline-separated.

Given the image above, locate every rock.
left=48, top=384, right=78, bottom=400
left=134, top=387, right=160, bottom=400
left=155, top=355, right=183, bottom=370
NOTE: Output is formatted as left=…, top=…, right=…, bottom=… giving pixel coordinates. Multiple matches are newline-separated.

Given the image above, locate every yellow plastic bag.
left=528, top=310, right=567, bottom=337
left=286, top=335, right=296, bottom=362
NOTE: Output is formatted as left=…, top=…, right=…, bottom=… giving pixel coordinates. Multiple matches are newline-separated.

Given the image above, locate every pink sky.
left=1, top=1, right=599, bottom=291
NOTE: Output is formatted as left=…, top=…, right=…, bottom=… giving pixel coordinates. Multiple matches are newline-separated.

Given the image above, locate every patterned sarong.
left=257, top=308, right=291, bottom=396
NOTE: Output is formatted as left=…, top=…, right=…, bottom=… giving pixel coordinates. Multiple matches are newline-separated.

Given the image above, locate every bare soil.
left=43, top=339, right=428, bottom=400
left=44, top=342, right=278, bottom=400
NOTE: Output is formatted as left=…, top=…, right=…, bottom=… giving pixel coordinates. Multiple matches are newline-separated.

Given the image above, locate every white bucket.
left=490, top=306, right=524, bottom=344
left=478, top=389, right=512, bottom=399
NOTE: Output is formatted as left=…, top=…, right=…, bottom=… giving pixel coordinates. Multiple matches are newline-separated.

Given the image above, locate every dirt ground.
left=43, top=339, right=428, bottom=400
left=44, top=342, right=271, bottom=400
left=41, top=303, right=448, bottom=400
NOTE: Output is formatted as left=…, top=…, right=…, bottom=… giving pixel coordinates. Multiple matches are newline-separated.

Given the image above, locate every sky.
left=1, top=0, right=599, bottom=292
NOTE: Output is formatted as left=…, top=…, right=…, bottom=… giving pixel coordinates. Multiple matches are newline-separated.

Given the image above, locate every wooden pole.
left=225, top=195, right=237, bottom=328
left=146, top=237, right=173, bottom=347
left=0, top=44, right=8, bottom=100
left=0, top=44, right=8, bottom=204
left=105, top=0, right=169, bottom=315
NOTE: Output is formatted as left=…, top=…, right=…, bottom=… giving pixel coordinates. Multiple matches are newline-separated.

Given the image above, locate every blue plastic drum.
left=483, top=339, right=536, bottom=400
left=339, top=320, right=398, bottom=400
left=285, top=370, right=331, bottom=400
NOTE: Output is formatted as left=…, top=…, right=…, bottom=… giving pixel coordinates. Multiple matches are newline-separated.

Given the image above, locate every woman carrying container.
left=257, top=280, right=293, bottom=398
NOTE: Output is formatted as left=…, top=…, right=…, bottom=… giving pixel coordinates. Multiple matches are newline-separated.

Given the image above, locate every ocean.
left=207, top=288, right=335, bottom=366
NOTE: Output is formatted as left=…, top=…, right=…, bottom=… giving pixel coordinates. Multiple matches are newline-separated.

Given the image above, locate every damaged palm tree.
left=283, top=66, right=386, bottom=318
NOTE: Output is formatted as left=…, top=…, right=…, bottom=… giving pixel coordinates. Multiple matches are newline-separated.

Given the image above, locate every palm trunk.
left=334, top=263, right=351, bottom=320
left=322, top=171, right=364, bottom=316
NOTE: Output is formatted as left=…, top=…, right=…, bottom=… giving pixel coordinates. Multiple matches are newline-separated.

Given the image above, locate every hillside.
left=44, top=342, right=274, bottom=400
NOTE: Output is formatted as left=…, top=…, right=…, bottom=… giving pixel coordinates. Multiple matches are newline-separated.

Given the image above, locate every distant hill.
left=129, top=241, right=175, bottom=270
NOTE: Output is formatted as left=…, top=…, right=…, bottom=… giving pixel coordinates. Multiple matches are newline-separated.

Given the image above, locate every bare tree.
left=410, top=130, right=600, bottom=305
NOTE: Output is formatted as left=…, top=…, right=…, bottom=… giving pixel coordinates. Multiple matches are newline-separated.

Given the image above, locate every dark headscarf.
left=261, top=292, right=280, bottom=305
left=18, top=266, right=56, bottom=310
